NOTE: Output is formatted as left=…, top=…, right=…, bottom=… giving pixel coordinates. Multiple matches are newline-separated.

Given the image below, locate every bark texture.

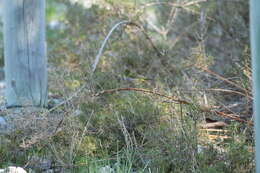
left=3, top=0, right=47, bottom=107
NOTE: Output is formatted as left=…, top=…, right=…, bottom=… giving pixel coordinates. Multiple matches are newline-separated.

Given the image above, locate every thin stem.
left=92, top=20, right=129, bottom=73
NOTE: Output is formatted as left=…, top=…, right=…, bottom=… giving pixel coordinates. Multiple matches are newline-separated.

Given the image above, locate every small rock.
left=99, top=166, right=114, bottom=173
left=0, top=167, right=27, bottom=173
left=0, top=116, right=6, bottom=125
left=27, top=156, right=52, bottom=171
left=0, top=116, right=12, bottom=134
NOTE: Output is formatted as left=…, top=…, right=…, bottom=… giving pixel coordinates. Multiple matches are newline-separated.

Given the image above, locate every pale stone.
left=0, top=167, right=27, bottom=173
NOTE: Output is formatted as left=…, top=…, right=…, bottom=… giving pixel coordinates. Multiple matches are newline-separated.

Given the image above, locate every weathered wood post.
left=3, top=0, right=47, bottom=107
left=250, top=0, right=260, bottom=172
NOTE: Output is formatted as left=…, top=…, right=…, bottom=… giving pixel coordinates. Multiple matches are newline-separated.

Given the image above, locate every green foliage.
left=80, top=93, right=161, bottom=151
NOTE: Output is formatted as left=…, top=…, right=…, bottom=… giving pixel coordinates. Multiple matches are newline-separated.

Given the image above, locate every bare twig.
left=200, top=66, right=252, bottom=97
left=45, top=83, right=88, bottom=114
left=166, top=0, right=180, bottom=29
left=92, top=20, right=129, bottom=72
left=200, top=129, right=229, bottom=133
left=127, top=22, right=164, bottom=57
left=174, top=88, right=253, bottom=99
left=139, top=0, right=214, bottom=21
left=183, top=0, right=208, bottom=7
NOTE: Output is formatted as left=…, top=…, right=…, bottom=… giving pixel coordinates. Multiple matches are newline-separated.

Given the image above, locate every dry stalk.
left=117, top=116, right=134, bottom=151
left=139, top=0, right=208, bottom=9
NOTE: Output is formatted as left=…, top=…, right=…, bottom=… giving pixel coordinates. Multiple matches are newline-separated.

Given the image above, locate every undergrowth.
left=0, top=0, right=254, bottom=172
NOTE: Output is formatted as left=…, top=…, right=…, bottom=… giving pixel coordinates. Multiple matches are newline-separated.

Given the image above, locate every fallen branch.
left=200, top=121, right=227, bottom=129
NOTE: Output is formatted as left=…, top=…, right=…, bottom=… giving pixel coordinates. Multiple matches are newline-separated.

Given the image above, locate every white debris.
left=0, top=167, right=27, bottom=173
left=99, top=165, right=114, bottom=173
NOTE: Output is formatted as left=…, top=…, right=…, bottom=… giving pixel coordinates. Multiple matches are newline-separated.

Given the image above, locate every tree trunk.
left=3, top=0, right=47, bottom=107
left=250, top=0, right=260, bottom=172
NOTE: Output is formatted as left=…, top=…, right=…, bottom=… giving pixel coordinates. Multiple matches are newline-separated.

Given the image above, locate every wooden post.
left=250, top=0, right=260, bottom=172
left=3, top=0, right=47, bottom=107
